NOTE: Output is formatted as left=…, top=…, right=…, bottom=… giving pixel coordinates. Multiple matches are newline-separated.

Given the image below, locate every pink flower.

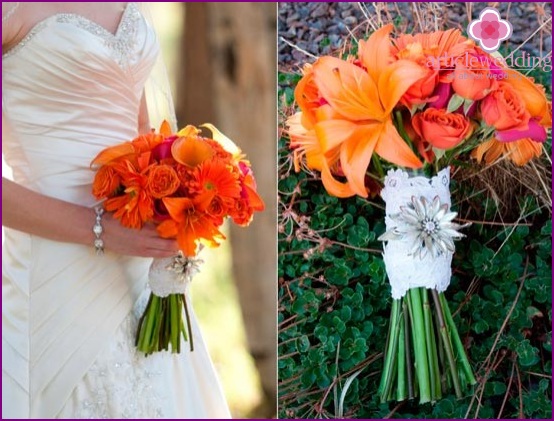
left=468, top=8, right=512, bottom=52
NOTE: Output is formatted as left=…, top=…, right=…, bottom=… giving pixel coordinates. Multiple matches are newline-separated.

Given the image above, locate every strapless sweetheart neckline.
left=2, top=2, right=135, bottom=60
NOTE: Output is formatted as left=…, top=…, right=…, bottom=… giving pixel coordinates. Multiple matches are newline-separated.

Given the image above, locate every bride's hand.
left=2, top=178, right=179, bottom=258
left=102, top=213, right=179, bottom=258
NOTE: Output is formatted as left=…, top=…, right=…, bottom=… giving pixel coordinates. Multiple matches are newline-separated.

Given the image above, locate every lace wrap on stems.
left=148, top=255, right=202, bottom=297
left=380, top=167, right=453, bottom=299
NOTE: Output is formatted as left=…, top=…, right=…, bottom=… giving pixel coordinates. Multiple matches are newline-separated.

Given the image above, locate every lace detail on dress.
left=72, top=291, right=169, bottom=419
left=2, top=3, right=141, bottom=65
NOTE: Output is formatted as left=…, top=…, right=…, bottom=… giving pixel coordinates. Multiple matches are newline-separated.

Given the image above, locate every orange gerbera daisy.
left=192, top=160, right=241, bottom=206
left=472, top=137, right=543, bottom=166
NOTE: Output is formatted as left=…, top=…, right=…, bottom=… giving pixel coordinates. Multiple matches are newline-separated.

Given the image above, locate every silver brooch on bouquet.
left=379, top=195, right=470, bottom=259
left=166, top=253, right=203, bottom=282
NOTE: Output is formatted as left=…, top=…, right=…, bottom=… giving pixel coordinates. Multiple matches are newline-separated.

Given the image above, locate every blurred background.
left=147, top=3, right=277, bottom=418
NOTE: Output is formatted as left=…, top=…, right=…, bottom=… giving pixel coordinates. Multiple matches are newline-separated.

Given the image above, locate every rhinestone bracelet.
left=93, top=206, right=105, bottom=255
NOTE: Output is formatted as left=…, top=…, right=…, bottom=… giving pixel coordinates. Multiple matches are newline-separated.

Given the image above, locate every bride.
left=2, top=2, right=231, bottom=418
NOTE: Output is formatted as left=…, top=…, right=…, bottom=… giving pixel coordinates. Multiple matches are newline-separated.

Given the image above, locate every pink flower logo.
left=468, top=7, right=512, bottom=52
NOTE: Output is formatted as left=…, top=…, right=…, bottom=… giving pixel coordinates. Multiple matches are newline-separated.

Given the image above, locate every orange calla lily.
left=308, top=24, right=425, bottom=197
left=171, top=136, right=214, bottom=167
left=201, top=123, right=241, bottom=157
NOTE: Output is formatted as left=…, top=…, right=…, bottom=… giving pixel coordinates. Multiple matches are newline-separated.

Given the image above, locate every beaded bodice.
left=2, top=2, right=158, bottom=206
left=3, top=3, right=142, bottom=66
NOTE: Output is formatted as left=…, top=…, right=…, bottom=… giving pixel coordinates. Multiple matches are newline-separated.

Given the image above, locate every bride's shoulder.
left=2, top=2, right=53, bottom=52
left=2, top=2, right=22, bottom=49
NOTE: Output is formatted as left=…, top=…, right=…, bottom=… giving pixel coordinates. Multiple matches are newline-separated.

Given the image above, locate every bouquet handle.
left=135, top=254, right=202, bottom=355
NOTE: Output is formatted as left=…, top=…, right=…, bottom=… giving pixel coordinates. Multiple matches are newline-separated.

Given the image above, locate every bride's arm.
left=2, top=178, right=178, bottom=258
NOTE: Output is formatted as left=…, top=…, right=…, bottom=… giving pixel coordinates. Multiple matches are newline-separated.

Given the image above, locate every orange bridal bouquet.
left=287, top=24, right=550, bottom=403
left=92, top=121, right=264, bottom=355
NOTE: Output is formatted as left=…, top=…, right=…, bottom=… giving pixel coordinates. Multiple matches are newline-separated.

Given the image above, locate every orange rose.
left=451, top=52, right=497, bottom=100
left=412, top=108, right=471, bottom=150
left=146, top=165, right=180, bottom=199
left=92, top=166, right=121, bottom=199
left=503, top=68, right=551, bottom=126
left=393, top=43, right=439, bottom=107
left=481, top=83, right=530, bottom=131
left=207, top=196, right=227, bottom=221
left=401, top=65, right=439, bottom=107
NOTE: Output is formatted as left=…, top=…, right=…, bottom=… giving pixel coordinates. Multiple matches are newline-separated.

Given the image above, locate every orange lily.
left=91, top=120, right=171, bottom=167
left=158, top=195, right=226, bottom=256
left=309, top=24, right=426, bottom=197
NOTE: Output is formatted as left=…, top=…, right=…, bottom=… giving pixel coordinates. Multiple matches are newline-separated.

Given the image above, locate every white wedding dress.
left=2, top=3, right=230, bottom=418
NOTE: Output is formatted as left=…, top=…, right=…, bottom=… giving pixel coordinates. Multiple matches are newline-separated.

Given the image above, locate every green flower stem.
left=432, top=307, right=448, bottom=393
left=428, top=293, right=442, bottom=400
left=135, top=294, right=153, bottom=347
left=182, top=293, right=194, bottom=352
left=439, top=292, right=477, bottom=386
left=407, top=288, right=431, bottom=404
left=394, top=110, right=415, bottom=153
left=431, top=289, right=462, bottom=398
left=135, top=292, right=194, bottom=356
left=403, top=302, right=414, bottom=400
left=397, top=312, right=407, bottom=401
left=378, top=298, right=401, bottom=403
left=170, top=294, right=180, bottom=353
left=144, top=295, right=160, bottom=352
left=372, top=155, right=385, bottom=179
left=422, top=289, right=441, bottom=401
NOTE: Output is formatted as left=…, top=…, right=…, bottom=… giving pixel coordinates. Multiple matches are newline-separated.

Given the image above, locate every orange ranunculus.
left=451, top=51, right=497, bottom=100
left=231, top=199, right=254, bottom=226
left=481, top=82, right=530, bottom=131
left=412, top=108, right=471, bottom=150
left=92, top=166, right=121, bottom=199
left=472, top=137, right=543, bottom=166
left=146, top=165, right=180, bottom=199
left=203, top=138, right=233, bottom=161
left=158, top=196, right=225, bottom=256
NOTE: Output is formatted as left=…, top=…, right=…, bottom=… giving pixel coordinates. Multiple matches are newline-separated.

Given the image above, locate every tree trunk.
left=179, top=3, right=277, bottom=417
